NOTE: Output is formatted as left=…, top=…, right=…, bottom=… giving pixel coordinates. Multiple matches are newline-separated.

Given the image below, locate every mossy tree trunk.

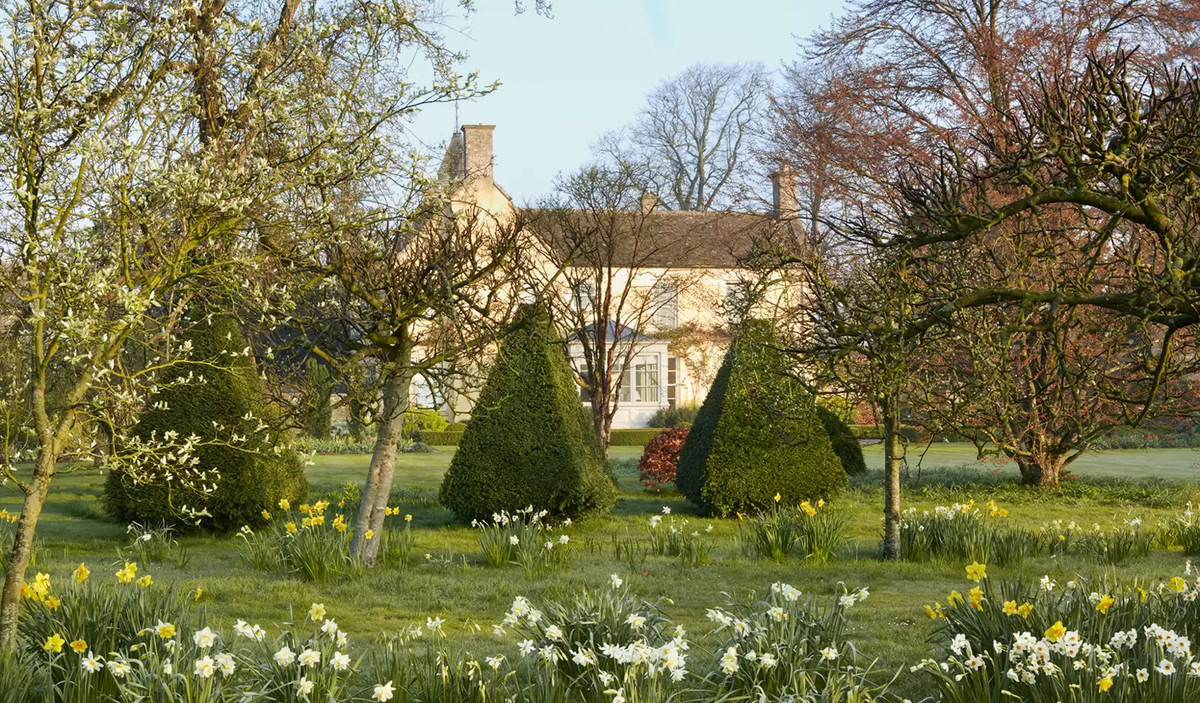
left=350, top=343, right=414, bottom=565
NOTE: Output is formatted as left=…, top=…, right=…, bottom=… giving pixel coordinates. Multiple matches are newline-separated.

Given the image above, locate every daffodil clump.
left=918, top=562, right=1200, bottom=702
left=1041, top=517, right=1154, bottom=565
left=9, top=571, right=898, bottom=703
left=235, top=497, right=413, bottom=581
left=643, top=505, right=715, bottom=566
left=899, top=500, right=1035, bottom=567
left=738, top=494, right=846, bottom=563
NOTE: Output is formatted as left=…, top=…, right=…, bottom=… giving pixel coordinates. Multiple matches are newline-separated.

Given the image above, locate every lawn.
left=3, top=444, right=1199, bottom=700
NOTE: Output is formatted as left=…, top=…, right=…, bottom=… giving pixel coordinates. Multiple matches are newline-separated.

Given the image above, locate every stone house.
left=415, top=124, right=800, bottom=429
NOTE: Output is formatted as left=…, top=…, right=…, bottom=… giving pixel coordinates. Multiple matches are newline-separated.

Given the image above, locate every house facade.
left=418, top=124, right=800, bottom=429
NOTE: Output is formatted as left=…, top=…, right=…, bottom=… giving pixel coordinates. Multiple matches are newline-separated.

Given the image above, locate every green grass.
left=864, top=441, right=1200, bottom=481
left=2, top=443, right=1199, bottom=700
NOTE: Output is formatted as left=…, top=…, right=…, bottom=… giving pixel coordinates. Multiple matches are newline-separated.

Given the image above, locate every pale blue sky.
left=406, top=1, right=846, bottom=203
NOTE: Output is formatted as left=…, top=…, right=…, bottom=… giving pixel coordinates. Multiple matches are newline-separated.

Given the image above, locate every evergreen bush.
left=816, top=406, right=867, bottom=475
left=104, top=316, right=308, bottom=532
left=439, top=307, right=617, bottom=522
left=675, top=320, right=847, bottom=516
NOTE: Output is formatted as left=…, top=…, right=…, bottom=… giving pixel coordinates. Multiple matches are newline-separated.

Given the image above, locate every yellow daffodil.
left=404, top=514, right=413, bottom=523
left=965, top=562, right=987, bottom=582
left=194, top=588, right=203, bottom=602
left=45, top=596, right=60, bottom=610
left=948, top=590, right=964, bottom=607
left=279, top=498, right=290, bottom=510
left=774, top=493, right=782, bottom=503
left=365, top=529, right=375, bottom=540
left=1168, top=576, right=1188, bottom=593
left=1002, top=600, right=1018, bottom=616
left=1137, top=587, right=1148, bottom=602
left=968, top=586, right=983, bottom=610
left=1017, top=602, right=1034, bottom=618
left=44, top=634, right=65, bottom=653
left=115, top=562, right=138, bottom=584
left=1045, top=621, right=1066, bottom=642
left=70, top=639, right=87, bottom=653
left=285, top=522, right=297, bottom=534
left=924, top=603, right=943, bottom=619
left=138, top=575, right=153, bottom=588
left=1098, top=676, right=1113, bottom=692
left=72, top=564, right=89, bottom=583
left=261, top=510, right=271, bottom=520
left=156, top=621, right=176, bottom=638
left=1096, top=594, right=1115, bottom=614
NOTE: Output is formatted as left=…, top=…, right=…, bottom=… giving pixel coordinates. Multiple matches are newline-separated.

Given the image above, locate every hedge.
left=675, top=320, right=847, bottom=516
left=609, top=428, right=664, bottom=446
left=426, top=428, right=662, bottom=447
left=421, top=431, right=464, bottom=446
left=847, top=424, right=920, bottom=441
left=438, top=306, right=618, bottom=521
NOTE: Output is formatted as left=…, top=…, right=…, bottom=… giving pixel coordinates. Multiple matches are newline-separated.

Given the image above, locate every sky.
left=405, top=0, right=847, bottom=205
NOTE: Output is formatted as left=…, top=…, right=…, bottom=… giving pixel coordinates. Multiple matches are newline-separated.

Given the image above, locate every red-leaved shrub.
left=638, top=428, right=689, bottom=491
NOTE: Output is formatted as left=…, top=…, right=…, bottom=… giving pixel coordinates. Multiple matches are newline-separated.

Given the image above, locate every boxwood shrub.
left=438, top=307, right=618, bottom=522
left=420, top=431, right=464, bottom=447
left=817, top=406, right=867, bottom=475
left=675, top=320, right=847, bottom=516
left=104, top=316, right=308, bottom=532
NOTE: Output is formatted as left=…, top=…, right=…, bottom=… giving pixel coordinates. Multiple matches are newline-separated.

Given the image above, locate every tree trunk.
left=1015, top=454, right=1066, bottom=487
left=592, top=402, right=612, bottom=458
left=880, top=400, right=903, bottom=562
left=350, top=365, right=413, bottom=565
left=0, top=451, right=55, bottom=650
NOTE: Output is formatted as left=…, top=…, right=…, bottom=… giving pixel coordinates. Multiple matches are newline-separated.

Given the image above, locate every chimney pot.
left=769, top=165, right=798, bottom=219
left=460, top=124, right=495, bottom=182
left=640, top=191, right=659, bottom=214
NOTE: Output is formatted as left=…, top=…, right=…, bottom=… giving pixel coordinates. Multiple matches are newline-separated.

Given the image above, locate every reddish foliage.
left=637, top=428, right=689, bottom=492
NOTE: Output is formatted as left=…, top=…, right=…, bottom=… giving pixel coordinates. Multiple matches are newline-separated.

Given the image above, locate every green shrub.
left=420, top=430, right=463, bottom=446
left=817, top=406, right=867, bottom=475
left=676, top=320, right=847, bottom=516
left=439, top=306, right=618, bottom=522
left=404, top=408, right=448, bottom=438
left=647, top=404, right=700, bottom=428
left=104, top=316, right=308, bottom=532
left=609, top=428, right=663, bottom=446
left=446, top=422, right=468, bottom=432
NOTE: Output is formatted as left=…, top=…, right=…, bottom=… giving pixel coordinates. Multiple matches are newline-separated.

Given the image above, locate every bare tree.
left=527, top=162, right=702, bottom=450
left=604, top=63, right=768, bottom=212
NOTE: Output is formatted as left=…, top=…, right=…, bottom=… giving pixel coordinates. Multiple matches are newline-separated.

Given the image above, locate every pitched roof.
left=521, top=207, right=779, bottom=269
left=568, top=320, right=659, bottom=344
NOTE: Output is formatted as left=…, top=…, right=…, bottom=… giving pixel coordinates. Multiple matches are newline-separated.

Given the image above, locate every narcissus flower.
left=965, top=562, right=987, bottom=582
left=70, top=639, right=87, bottom=653
left=1045, top=621, right=1066, bottom=642
left=72, top=564, right=90, bottom=583
left=1096, top=594, right=1115, bottom=613
left=44, top=633, right=65, bottom=653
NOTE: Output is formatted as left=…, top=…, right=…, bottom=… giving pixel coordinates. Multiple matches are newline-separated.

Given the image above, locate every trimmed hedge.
left=847, top=424, right=920, bottom=442
left=104, top=316, right=308, bottom=532
left=420, top=431, right=464, bottom=447
left=817, top=407, right=867, bottom=476
left=675, top=320, right=847, bottom=516
left=610, top=428, right=664, bottom=446
left=438, top=307, right=618, bottom=521
left=445, top=422, right=469, bottom=432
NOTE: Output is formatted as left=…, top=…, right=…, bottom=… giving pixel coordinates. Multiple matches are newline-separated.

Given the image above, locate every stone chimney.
left=640, top=191, right=659, bottom=214
left=769, top=164, right=798, bottom=219
left=460, top=124, right=495, bottom=182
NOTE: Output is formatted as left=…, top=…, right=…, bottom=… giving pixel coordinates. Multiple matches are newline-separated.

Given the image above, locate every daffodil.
left=72, top=564, right=89, bottom=583
left=44, top=633, right=65, bottom=653
left=965, top=561, right=987, bottom=582
left=1045, top=621, right=1066, bottom=643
